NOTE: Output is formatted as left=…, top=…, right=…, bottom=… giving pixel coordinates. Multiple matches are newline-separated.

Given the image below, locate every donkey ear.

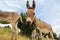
left=26, top=1, right=30, bottom=9
left=32, top=0, right=36, bottom=9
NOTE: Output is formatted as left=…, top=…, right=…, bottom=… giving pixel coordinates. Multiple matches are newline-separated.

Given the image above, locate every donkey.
left=0, top=11, right=23, bottom=40
left=26, top=0, right=54, bottom=40
left=33, top=17, right=54, bottom=40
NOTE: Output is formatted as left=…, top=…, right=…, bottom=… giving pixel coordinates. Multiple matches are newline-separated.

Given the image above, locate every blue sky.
left=0, top=0, right=60, bottom=36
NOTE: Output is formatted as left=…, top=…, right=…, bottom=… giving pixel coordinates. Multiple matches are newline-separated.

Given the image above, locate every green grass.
left=0, top=27, right=29, bottom=40
left=0, top=27, right=53, bottom=40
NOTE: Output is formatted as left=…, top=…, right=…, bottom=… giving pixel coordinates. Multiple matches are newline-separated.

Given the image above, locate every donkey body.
left=33, top=16, right=54, bottom=40
left=26, top=0, right=54, bottom=40
left=0, top=11, right=22, bottom=40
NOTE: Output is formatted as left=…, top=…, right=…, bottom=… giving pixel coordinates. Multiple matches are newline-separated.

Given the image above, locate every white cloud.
left=40, top=0, right=45, bottom=3
left=5, top=1, right=22, bottom=9
left=0, top=0, right=23, bottom=12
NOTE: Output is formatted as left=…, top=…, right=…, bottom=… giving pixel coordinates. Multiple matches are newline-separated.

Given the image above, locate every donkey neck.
left=33, top=16, right=41, bottom=27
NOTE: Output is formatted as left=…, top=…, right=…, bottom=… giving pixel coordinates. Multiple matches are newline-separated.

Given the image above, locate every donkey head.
left=26, top=0, right=36, bottom=26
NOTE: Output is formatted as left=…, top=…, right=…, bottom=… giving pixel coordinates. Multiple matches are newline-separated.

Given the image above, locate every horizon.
left=0, top=0, right=60, bottom=36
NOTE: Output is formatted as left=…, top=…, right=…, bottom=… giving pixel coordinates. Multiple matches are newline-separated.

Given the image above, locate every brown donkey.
left=0, top=11, right=23, bottom=40
left=26, top=0, right=54, bottom=40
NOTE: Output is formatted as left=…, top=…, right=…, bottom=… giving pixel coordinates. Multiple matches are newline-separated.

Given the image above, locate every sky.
left=0, top=0, right=60, bottom=36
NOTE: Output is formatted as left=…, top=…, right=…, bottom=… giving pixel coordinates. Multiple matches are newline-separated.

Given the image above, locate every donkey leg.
left=46, top=35, right=49, bottom=40
left=36, top=29, right=42, bottom=40
left=15, top=28, right=18, bottom=40
left=11, top=29, right=15, bottom=40
left=11, top=23, right=18, bottom=40
left=31, top=29, right=36, bottom=40
left=15, top=22, right=19, bottom=40
left=11, top=23, right=15, bottom=40
left=39, top=31, right=43, bottom=40
left=50, top=31, right=54, bottom=40
left=37, top=27, right=43, bottom=40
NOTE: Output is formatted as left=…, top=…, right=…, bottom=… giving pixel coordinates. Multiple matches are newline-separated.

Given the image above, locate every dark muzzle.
left=26, top=21, right=31, bottom=26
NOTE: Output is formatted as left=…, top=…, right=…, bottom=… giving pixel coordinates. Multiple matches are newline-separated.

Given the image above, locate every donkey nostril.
left=26, top=21, right=31, bottom=26
left=27, top=21, right=31, bottom=24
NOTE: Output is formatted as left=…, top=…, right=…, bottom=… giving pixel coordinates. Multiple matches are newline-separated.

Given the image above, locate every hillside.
left=0, top=27, right=53, bottom=40
left=0, top=27, right=29, bottom=40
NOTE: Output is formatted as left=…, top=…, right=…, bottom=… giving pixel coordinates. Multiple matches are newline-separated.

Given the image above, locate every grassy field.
left=0, top=27, right=53, bottom=40
left=0, top=27, right=29, bottom=40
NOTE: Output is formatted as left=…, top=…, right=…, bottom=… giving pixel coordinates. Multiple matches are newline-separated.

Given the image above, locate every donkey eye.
left=33, top=13, right=35, bottom=15
left=26, top=12, right=27, bottom=14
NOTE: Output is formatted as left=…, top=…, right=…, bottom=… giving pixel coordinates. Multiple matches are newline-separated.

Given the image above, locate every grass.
left=0, top=27, right=53, bottom=40
left=0, top=27, right=29, bottom=40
